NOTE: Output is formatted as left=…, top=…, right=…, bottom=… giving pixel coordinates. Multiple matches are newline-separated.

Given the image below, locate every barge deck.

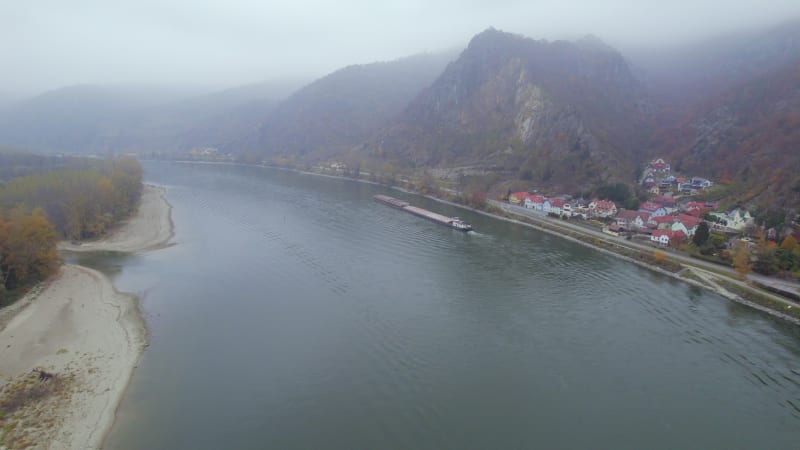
left=374, top=195, right=473, bottom=231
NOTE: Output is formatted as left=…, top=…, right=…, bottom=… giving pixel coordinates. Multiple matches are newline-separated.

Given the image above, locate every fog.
left=3, top=0, right=799, bottom=96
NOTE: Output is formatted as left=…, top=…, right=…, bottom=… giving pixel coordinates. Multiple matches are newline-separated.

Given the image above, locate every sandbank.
left=0, top=183, right=173, bottom=449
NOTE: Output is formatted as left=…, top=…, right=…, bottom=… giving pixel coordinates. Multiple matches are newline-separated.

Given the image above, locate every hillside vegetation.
left=650, top=56, right=800, bottom=213
left=0, top=155, right=143, bottom=300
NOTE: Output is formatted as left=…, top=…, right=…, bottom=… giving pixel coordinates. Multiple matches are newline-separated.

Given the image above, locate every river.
left=96, top=161, right=799, bottom=449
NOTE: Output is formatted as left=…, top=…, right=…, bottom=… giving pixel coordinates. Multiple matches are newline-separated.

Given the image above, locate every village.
left=505, top=157, right=764, bottom=252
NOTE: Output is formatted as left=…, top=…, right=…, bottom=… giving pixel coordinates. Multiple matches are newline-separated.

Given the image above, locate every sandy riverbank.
left=59, top=184, right=174, bottom=253
left=0, top=183, right=173, bottom=449
left=0, top=266, right=145, bottom=449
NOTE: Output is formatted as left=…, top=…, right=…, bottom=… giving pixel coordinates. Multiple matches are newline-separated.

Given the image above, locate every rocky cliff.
left=371, top=29, right=651, bottom=192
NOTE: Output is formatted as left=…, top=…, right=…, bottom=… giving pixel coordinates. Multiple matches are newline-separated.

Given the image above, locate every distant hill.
left=238, top=51, right=457, bottom=159
left=629, top=19, right=800, bottom=107
left=2, top=23, right=799, bottom=213
left=105, top=79, right=304, bottom=152
left=0, top=81, right=303, bottom=154
left=0, top=85, right=199, bottom=153
left=636, top=20, right=800, bottom=212
left=371, top=29, right=651, bottom=193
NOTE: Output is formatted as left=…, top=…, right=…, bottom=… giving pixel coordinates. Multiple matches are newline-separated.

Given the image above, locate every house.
left=672, top=214, right=702, bottom=237
left=651, top=215, right=676, bottom=229
left=524, top=194, right=545, bottom=210
left=649, top=158, right=671, bottom=172
left=572, top=198, right=590, bottom=218
left=729, top=208, right=754, bottom=230
left=691, top=177, right=713, bottom=189
left=651, top=195, right=677, bottom=208
left=604, top=224, right=623, bottom=236
left=679, top=183, right=696, bottom=194
left=639, top=202, right=668, bottom=217
left=710, top=208, right=753, bottom=231
left=543, top=198, right=565, bottom=215
left=683, top=201, right=709, bottom=217
left=651, top=230, right=673, bottom=246
left=509, top=191, right=529, bottom=205
left=643, top=172, right=656, bottom=187
left=589, top=199, right=618, bottom=218
left=652, top=229, right=687, bottom=246
left=660, top=175, right=677, bottom=187
left=616, top=210, right=651, bottom=230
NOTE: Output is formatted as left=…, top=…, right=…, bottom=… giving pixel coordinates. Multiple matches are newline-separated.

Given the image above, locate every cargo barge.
left=374, top=195, right=473, bottom=231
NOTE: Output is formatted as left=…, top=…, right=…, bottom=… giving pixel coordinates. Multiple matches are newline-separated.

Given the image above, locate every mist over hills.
left=0, top=20, right=799, bottom=210
left=650, top=58, right=800, bottom=210
left=0, top=81, right=303, bottom=154
left=628, top=19, right=800, bottom=104
left=236, top=51, right=457, bottom=159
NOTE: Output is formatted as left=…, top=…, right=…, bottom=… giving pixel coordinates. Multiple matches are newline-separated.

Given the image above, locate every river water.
left=96, top=162, right=799, bottom=449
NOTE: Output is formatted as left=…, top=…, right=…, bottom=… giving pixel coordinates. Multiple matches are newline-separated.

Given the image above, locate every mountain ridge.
left=369, top=28, right=650, bottom=193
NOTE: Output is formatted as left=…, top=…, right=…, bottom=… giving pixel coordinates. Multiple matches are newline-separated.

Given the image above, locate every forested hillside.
left=0, top=155, right=143, bottom=300
left=646, top=28, right=800, bottom=214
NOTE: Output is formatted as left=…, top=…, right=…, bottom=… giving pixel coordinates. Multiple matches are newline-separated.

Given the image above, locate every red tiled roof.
left=617, top=210, right=640, bottom=220
left=592, top=199, right=616, bottom=210
left=651, top=196, right=676, bottom=205
left=618, top=210, right=650, bottom=222
left=685, top=209, right=703, bottom=217
left=528, top=194, right=545, bottom=203
left=677, top=214, right=701, bottom=228
left=653, top=216, right=676, bottom=224
left=640, top=202, right=662, bottom=212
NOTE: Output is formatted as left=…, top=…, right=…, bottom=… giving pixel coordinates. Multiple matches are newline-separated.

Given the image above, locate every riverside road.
left=489, top=200, right=800, bottom=306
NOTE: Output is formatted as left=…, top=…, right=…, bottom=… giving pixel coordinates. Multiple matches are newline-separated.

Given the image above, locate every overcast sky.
left=3, top=0, right=799, bottom=96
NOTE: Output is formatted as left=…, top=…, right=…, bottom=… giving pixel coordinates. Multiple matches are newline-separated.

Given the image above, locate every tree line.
left=0, top=157, right=143, bottom=301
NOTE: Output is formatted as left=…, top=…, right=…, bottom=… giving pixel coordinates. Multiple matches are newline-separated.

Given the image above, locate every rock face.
left=373, top=29, right=650, bottom=192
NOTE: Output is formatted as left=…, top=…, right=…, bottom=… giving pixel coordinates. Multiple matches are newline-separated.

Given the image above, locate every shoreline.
left=464, top=204, right=800, bottom=325
left=0, top=183, right=173, bottom=449
left=224, top=160, right=800, bottom=325
left=59, top=184, right=175, bottom=253
left=411, top=190, right=800, bottom=325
